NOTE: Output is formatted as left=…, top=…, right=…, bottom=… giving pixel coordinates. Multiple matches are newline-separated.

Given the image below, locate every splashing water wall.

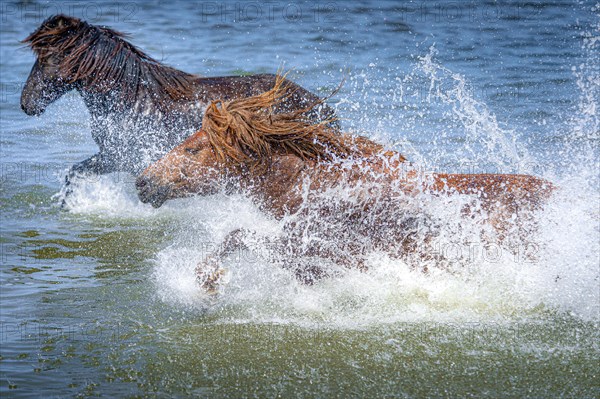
left=1, top=1, right=598, bottom=397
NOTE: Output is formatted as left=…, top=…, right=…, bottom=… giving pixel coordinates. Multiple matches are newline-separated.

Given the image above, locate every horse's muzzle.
left=136, top=175, right=171, bottom=208
left=21, top=99, right=45, bottom=116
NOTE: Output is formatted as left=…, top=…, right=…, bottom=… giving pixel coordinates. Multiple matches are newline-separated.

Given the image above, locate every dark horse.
left=21, top=14, right=336, bottom=181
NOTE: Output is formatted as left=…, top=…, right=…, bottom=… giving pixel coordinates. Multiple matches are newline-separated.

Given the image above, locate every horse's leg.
left=280, top=234, right=369, bottom=284
left=195, top=229, right=249, bottom=292
left=65, top=152, right=116, bottom=185
left=60, top=153, right=117, bottom=207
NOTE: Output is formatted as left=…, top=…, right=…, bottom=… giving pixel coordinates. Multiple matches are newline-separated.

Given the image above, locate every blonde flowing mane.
left=201, top=74, right=402, bottom=168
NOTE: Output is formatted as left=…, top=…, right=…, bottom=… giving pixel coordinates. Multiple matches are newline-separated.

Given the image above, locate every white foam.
left=57, top=170, right=595, bottom=326
left=60, top=173, right=155, bottom=218
left=60, top=45, right=599, bottom=328
left=144, top=167, right=598, bottom=327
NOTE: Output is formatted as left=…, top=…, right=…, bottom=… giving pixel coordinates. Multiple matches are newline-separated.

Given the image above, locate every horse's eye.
left=185, top=147, right=200, bottom=155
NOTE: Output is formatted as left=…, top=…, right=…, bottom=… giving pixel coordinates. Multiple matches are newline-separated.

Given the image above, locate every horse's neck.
left=78, top=88, right=130, bottom=119
left=240, top=155, right=310, bottom=218
left=77, top=86, right=201, bottom=127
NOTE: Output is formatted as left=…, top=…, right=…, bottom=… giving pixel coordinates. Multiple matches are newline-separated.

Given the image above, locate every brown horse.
left=21, top=14, right=336, bottom=182
left=136, top=76, right=554, bottom=290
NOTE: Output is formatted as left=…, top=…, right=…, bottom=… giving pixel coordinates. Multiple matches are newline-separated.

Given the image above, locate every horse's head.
left=21, top=56, right=76, bottom=116
left=138, top=75, right=349, bottom=208
left=136, top=130, right=222, bottom=208
left=21, top=14, right=198, bottom=117
left=20, top=15, right=84, bottom=115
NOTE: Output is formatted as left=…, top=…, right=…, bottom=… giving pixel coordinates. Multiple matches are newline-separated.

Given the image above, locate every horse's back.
left=432, top=173, right=554, bottom=204
left=193, top=74, right=335, bottom=122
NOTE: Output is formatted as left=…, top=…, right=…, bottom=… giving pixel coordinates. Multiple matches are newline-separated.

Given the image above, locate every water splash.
left=416, top=45, right=528, bottom=171
left=61, top=39, right=599, bottom=326
left=56, top=172, right=169, bottom=220
left=570, top=3, right=600, bottom=142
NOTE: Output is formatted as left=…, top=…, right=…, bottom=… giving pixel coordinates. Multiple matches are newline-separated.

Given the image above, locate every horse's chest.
left=90, top=113, right=197, bottom=172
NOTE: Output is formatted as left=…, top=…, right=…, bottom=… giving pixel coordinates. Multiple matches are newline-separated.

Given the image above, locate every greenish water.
left=3, top=310, right=599, bottom=397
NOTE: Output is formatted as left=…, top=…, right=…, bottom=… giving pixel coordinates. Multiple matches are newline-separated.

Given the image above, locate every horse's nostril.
left=135, top=175, right=170, bottom=208
left=135, top=176, right=148, bottom=189
left=21, top=102, right=42, bottom=116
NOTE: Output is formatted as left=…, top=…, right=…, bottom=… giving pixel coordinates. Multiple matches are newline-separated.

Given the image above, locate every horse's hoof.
left=60, top=169, right=89, bottom=208
left=64, top=172, right=80, bottom=188
left=195, top=259, right=227, bottom=293
left=204, top=277, right=224, bottom=295
left=198, top=269, right=226, bottom=294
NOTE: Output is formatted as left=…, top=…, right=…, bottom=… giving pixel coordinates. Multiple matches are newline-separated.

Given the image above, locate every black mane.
left=23, top=14, right=199, bottom=109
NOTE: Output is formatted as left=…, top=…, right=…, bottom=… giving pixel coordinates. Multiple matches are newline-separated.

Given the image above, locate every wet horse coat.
left=21, top=14, right=336, bottom=179
left=136, top=77, right=555, bottom=288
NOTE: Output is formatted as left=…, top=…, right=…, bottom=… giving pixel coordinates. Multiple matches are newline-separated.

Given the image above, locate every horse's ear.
left=55, top=15, right=68, bottom=29
left=21, top=14, right=80, bottom=47
left=55, top=14, right=78, bottom=28
left=46, top=14, right=80, bottom=30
